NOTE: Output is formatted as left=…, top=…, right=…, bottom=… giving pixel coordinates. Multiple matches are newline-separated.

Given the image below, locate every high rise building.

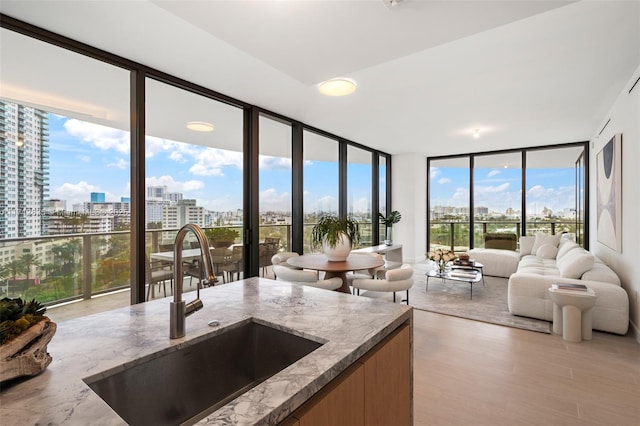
left=90, top=192, right=106, bottom=203
left=162, top=199, right=205, bottom=228
left=0, top=101, right=49, bottom=238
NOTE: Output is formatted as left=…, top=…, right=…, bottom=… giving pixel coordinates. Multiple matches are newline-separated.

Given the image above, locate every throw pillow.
left=531, top=233, right=561, bottom=255
left=536, top=244, right=558, bottom=259
left=519, top=236, right=535, bottom=256
left=556, top=241, right=579, bottom=260
left=557, top=249, right=595, bottom=279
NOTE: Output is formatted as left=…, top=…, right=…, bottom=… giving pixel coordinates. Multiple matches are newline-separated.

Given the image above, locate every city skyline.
left=430, top=164, right=577, bottom=216
left=47, top=113, right=373, bottom=215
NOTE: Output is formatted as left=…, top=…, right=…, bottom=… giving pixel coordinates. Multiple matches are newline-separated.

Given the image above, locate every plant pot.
left=211, top=240, right=233, bottom=249
left=323, top=233, right=351, bottom=261
left=0, top=317, right=56, bottom=383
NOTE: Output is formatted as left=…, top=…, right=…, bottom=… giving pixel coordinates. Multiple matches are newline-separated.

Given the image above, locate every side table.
left=548, top=287, right=597, bottom=342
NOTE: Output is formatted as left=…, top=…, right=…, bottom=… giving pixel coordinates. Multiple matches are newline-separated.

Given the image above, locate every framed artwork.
left=596, top=133, right=622, bottom=252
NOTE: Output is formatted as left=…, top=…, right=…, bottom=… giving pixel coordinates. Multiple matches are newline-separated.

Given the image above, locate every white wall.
left=392, top=154, right=427, bottom=263
left=589, top=64, right=640, bottom=342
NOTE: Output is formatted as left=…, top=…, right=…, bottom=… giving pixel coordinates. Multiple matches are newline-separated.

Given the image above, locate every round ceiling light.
left=186, top=121, right=215, bottom=132
left=318, top=78, right=357, bottom=96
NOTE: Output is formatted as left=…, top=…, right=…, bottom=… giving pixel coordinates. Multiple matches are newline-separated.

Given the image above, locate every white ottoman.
left=548, top=287, right=597, bottom=342
left=467, top=248, right=520, bottom=278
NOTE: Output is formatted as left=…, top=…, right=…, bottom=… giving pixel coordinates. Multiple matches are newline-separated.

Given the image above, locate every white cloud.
left=64, top=119, right=129, bottom=153
left=478, top=182, right=510, bottom=193
left=145, top=175, right=205, bottom=193
left=107, top=158, right=128, bottom=169
left=452, top=187, right=469, bottom=201
left=430, top=167, right=440, bottom=179
left=259, top=188, right=291, bottom=211
left=51, top=181, right=118, bottom=208
left=527, top=185, right=551, bottom=199
left=304, top=194, right=338, bottom=213
left=259, top=155, right=292, bottom=171
left=76, top=155, right=91, bottom=163
left=349, top=197, right=370, bottom=214
left=487, top=169, right=500, bottom=177
left=189, top=147, right=243, bottom=176
left=437, top=177, right=452, bottom=184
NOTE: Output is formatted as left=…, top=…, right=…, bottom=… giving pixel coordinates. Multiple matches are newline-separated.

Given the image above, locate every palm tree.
left=19, top=253, right=41, bottom=280
left=5, top=259, right=26, bottom=298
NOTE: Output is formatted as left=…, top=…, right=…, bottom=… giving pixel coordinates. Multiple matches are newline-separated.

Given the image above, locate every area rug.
left=358, top=262, right=551, bottom=334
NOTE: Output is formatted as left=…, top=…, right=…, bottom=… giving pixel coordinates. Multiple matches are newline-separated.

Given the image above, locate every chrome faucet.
left=170, top=224, right=217, bottom=339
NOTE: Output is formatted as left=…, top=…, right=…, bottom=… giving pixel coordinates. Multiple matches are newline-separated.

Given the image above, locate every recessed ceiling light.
left=472, top=129, right=480, bottom=139
left=186, top=121, right=215, bottom=132
left=318, top=78, right=357, bottom=96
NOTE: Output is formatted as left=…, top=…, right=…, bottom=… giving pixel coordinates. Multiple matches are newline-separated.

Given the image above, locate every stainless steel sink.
left=84, top=320, right=323, bottom=426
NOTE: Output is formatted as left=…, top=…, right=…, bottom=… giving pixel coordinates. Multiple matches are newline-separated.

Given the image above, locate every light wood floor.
left=413, top=310, right=640, bottom=426
left=46, top=284, right=640, bottom=426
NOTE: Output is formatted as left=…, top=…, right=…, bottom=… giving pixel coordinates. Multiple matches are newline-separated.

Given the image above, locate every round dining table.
left=287, top=253, right=384, bottom=293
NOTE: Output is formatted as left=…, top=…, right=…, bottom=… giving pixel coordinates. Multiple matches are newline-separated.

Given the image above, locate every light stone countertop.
left=0, top=278, right=412, bottom=425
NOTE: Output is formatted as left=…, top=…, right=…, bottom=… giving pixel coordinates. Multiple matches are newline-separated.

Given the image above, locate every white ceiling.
left=1, top=0, right=639, bottom=157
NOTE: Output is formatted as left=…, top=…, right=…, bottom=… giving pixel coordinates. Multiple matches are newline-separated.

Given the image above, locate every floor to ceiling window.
left=303, top=130, right=339, bottom=253
left=347, top=145, right=373, bottom=246
left=473, top=152, right=522, bottom=247
left=525, top=146, right=584, bottom=237
left=0, top=17, right=392, bottom=311
left=378, top=155, right=388, bottom=245
left=427, top=143, right=587, bottom=252
left=428, top=157, right=471, bottom=252
left=258, top=113, right=292, bottom=259
left=0, top=28, right=130, bottom=307
left=145, top=78, right=244, bottom=290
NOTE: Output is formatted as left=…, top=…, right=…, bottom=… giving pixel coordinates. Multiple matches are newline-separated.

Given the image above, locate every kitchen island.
left=0, top=278, right=412, bottom=425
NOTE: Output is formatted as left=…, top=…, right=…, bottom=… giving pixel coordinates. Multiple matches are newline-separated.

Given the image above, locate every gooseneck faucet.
left=170, top=224, right=217, bottom=339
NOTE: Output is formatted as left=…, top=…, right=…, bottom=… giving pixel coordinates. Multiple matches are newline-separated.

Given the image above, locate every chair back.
left=382, top=264, right=414, bottom=291
left=273, top=265, right=319, bottom=283
left=271, top=251, right=299, bottom=266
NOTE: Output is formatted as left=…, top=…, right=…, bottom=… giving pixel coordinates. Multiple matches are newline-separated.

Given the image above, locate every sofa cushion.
left=556, top=241, right=579, bottom=260
left=519, top=236, right=535, bottom=256
left=531, top=233, right=561, bottom=255
left=536, top=244, right=558, bottom=259
left=556, top=248, right=594, bottom=279
left=582, top=260, right=621, bottom=285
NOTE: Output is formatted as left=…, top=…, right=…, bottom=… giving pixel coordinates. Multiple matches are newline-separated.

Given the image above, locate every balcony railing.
left=0, top=220, right=379, bottom=307
left=429, top=219, right=582, bottom=252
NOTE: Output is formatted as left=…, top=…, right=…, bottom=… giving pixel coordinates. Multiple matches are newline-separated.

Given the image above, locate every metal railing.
left=0, top=221, right=377, bottom=306
left=429, top=219, right=582, bottom=252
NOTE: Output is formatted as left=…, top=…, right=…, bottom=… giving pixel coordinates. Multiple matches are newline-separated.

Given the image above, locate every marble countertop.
left=0, top=278, right=412, bottom=425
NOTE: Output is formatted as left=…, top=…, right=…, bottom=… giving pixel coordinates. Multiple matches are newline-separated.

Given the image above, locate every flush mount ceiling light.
left=186, top=121, right=215, bottom=132
left=383, top=0, right=408, bottom=9
left=318, top=78, right=357, bottom=97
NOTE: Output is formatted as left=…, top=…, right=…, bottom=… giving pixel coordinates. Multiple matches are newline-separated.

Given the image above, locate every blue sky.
left=430, top=164, right=576, bottom=215
left=47, top=114, right=372, bottom=213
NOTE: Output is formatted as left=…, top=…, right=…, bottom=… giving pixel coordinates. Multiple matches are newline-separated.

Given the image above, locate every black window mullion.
left=130, top=69, right=146, bottom=304
left=339, top=141, right=348, bottom=219
left=291, top=123, right=304, bottom=253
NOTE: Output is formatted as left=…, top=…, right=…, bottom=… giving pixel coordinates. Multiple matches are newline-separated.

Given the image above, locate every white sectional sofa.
left=471, top=234, right=629, bottom=335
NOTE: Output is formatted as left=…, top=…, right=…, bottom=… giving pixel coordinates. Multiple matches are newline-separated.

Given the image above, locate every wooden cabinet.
left=362, top=323, right=411, bottom=426
left=293, top=362, right=364, bottom=426
left=283, top=322, right=411, bottom=425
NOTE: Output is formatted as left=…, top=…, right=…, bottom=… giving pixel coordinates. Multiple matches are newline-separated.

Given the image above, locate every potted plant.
left=379, top=210, right=401, bottom=245
left=311, top=215, right=360, bottom=261
left=0, top=297, right=56, bottom=382
left=205, top=227, right=240, bottom=248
